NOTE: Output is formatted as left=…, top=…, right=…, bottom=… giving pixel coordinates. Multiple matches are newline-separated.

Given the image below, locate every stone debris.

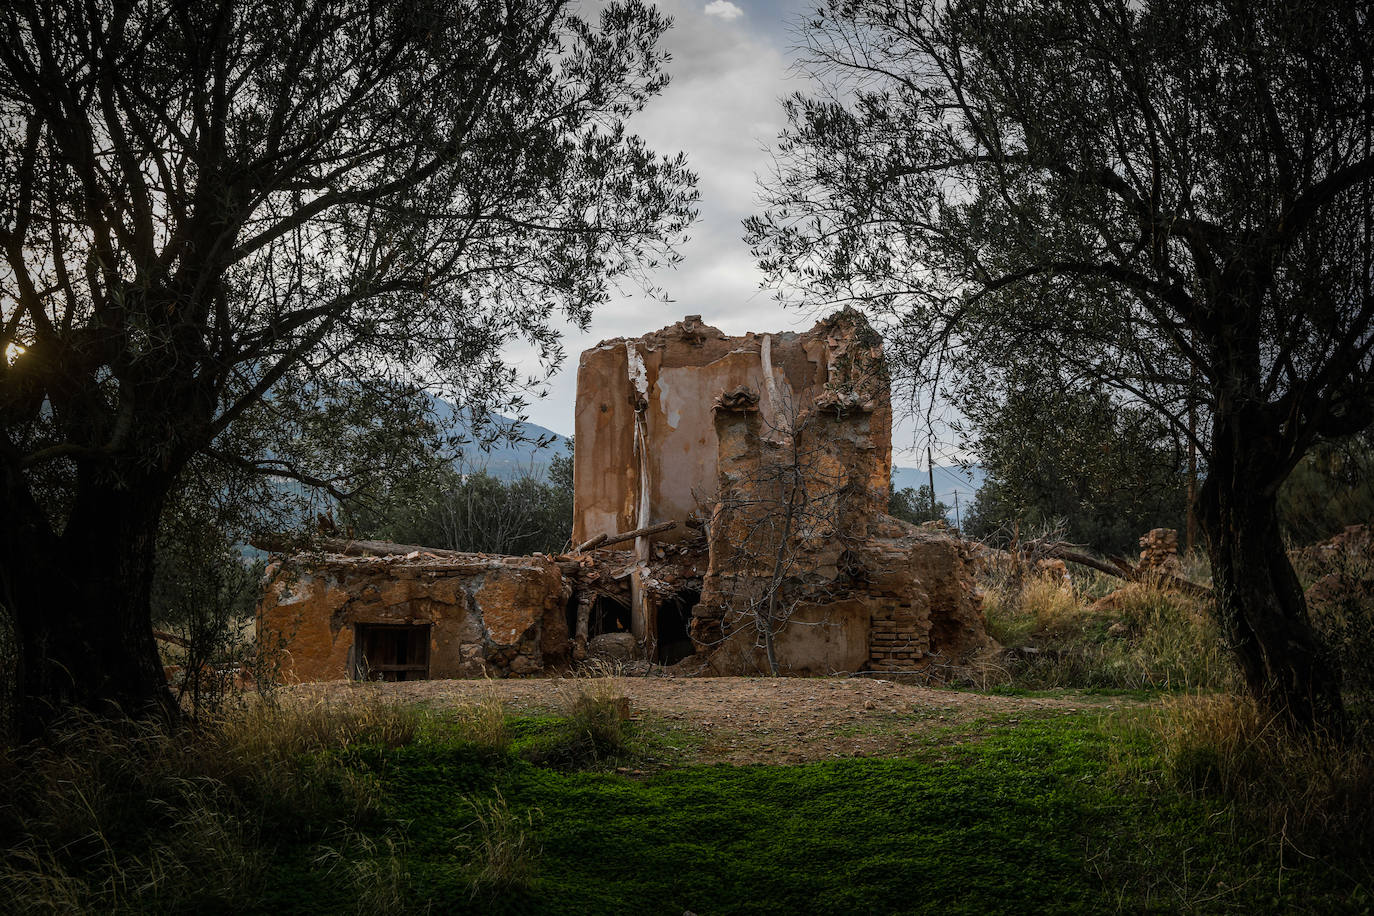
left=1138, top=527, right=1182, bottom=576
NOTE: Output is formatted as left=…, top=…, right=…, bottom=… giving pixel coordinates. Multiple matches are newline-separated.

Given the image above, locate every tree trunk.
left=1197, top=424, right=1346, bottom=736
left=4, top=473, right=177, bottom=737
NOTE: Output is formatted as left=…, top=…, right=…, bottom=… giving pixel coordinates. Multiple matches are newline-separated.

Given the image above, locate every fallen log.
left=1044, top=545, right=1212, bottom=599
left=572, top=532, right=609, bottom=553
left=153, top=629, right=191, bottom=649
left=573, top=520, right=677, bottom=553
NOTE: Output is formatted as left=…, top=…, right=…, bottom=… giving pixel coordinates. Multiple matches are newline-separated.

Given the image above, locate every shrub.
left=0, top=698, right=421, bottom=914
left=1155, top=694, right=1374, bottom=857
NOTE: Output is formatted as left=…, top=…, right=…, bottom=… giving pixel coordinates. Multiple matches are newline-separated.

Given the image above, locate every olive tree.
left=748, top=0, right=1373, bottom=732
left=0, top=0, right=696, bottom=733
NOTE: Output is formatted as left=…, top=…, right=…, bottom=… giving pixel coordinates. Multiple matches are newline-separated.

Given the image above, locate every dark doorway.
left=355, top=624, right=431, bottom=681
left=655, top=589, right=699, bottom=665
left=588, top=595, right=632, bottom=636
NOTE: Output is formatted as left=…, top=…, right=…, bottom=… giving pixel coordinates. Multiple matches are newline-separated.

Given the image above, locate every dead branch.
left=574, top=520, right=677, bottom=553
left=1041, top=544, right=1212, bottom=598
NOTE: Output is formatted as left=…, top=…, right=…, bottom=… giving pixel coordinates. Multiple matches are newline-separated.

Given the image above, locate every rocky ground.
left=293, top=676, right=1144, bottom=765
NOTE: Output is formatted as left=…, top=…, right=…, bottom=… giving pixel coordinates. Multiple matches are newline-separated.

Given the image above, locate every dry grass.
left=458, top=789, right=540, bottom=898
left=448, top=688, right=509, bottom=755
left=1154, top=694, right=1374, bottom=856
left=521, top=670, right=633, bottom=769
left=0, top=698, right=422, bottom=914
left=978, top=570, right=1234, bottom=691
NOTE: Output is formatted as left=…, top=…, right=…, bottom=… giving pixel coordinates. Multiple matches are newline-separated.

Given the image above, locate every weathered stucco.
left=259, top=554, right=569, bottom=682
left=258, top=308, right=994, bottom=683
left=692, top=371, right=994, bottom=675
left=573, top=312, right=893, bottom=545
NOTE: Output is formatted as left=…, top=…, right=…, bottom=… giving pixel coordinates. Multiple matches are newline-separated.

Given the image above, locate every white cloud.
left=703, top=1, right=744, bottom=21
left=512, top=1, right=818, bottom=438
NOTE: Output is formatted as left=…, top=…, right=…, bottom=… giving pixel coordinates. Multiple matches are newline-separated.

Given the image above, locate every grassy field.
left=3, top=687, right=1369, bottom=915
left=4, top=567, right=1371, bottom=914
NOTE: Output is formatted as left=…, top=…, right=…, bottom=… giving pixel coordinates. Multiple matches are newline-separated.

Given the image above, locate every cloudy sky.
left=510, top=0, right=962, bottom=474
left=512, top=2, right=816, bottom=424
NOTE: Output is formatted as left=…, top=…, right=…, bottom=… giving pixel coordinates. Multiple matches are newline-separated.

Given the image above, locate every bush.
left=1155, top=694, right=1374, bottom=857
left=0, top=699, right=422, bottom=914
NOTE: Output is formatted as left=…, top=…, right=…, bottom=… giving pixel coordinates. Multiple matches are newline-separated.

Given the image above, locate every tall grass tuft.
left=1155, top=694, right=1374, bottom=857
left=0, top=698, right=422, bottom=914
left=458, top=789, right=540, bottom=898
left=449, top=689, right=509, bottom=756
left=521, top=673, right=632, bottom=769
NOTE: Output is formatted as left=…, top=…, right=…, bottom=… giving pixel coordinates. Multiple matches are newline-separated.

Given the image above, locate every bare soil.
left=294, top=676, right=1145, bottom=765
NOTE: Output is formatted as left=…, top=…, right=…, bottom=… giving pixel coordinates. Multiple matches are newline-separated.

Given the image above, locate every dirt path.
left=295, top=677, right=1146, bottom=765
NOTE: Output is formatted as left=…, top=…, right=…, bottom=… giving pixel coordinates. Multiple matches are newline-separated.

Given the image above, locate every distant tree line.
left=888, top=484, right=951, bottom=528
left=344, top=445, right=575, bottom=557
left=959, top=374, right=1372, bottom=554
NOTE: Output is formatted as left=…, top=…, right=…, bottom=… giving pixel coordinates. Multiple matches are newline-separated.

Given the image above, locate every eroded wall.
left=572, top=312, right=893, bottom=545
left=258, top=553, right=570, bottom=681
left=694, top=381, right=995, bottom=675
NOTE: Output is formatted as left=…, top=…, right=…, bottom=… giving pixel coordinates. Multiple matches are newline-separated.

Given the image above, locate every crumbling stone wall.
left=572, top=309, right=893, bottom=547
left=258, top=552, right=569, bottom=681
left=1138, top=528, right=1182, bottom=577
left=696, top=381, right=993, bottom=675
left=260, top=308, right=994, bottom=683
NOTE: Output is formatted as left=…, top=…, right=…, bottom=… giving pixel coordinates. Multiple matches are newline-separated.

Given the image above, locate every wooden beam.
left=574, top=520, right=678, bottom=553
left=252, top=535, right=470, bottom=558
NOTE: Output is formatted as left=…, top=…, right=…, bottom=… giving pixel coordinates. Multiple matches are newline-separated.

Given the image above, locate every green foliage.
left=1279, top=431, right=1374, bottom=545
left=346, top=443, right=574, bottom=555
left=151, top=482, right=267, bottom=720
left=887, top=484, right=949, bottom=526
left=960, top=374, right=1187, bottom=554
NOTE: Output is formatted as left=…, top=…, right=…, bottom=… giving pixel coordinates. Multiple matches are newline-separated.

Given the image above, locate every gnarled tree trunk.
left=1198, top=411, right=1346, bottom=736
left=3, top=471, right=177, bottom=737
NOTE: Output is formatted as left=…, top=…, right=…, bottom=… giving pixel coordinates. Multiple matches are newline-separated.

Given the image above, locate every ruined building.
left=257, top=312, right=994, bottom=681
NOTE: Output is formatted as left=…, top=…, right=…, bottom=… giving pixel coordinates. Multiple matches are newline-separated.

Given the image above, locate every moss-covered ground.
left=258, top=709, right=1369, bottom=915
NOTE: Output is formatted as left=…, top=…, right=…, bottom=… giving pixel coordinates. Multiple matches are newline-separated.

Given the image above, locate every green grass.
left=6, top=698, right=1369, bottom=914
left=976, top=574, right=1237, bottom=693
left=257, top=713, right=1365, bottom=915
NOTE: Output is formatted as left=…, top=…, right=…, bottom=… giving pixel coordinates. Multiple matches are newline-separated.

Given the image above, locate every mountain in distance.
left=442, top=391, right=986, bottom=509
left=426, top=395, right=570, bottom=480
left=430, top=394, right=987, bottom=513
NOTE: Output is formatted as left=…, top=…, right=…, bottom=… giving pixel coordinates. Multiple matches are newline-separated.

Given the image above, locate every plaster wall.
left=572, top=315, right=893, bottom=546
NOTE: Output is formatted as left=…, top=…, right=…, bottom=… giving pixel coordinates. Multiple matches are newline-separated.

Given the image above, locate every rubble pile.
left=1138, top=528, right=1182, bottom=577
